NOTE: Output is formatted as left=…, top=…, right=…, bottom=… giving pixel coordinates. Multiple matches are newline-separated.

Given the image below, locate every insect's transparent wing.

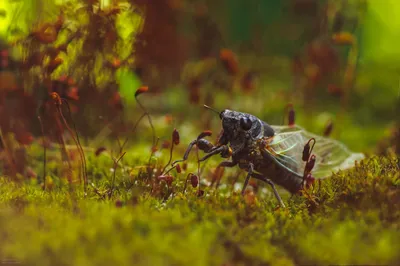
left=263, top=127, right=308, bottom=176
left=267, top=125, right=364, bottom=178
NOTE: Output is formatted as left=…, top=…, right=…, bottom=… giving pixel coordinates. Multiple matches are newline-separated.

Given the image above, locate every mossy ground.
left=0, top=147, right=398, bottom=265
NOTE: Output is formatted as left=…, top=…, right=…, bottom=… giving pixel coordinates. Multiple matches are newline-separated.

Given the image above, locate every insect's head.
left=204, top=105, right=266, bottom=148
left=219, top=109, right=260, bottom=137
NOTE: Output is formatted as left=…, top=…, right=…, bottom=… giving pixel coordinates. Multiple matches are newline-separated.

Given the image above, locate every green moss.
left=0, top=154, right=398, bottom=266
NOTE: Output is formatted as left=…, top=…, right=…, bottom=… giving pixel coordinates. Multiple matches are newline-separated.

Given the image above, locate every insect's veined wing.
left=266, top=125, right=365, bottom=178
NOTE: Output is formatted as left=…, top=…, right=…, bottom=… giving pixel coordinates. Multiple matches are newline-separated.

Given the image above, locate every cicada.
left=173, top=106, right=364, bottom=207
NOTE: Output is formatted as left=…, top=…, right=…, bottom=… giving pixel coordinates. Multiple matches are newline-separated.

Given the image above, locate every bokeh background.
left=0, top=0, right=399, bottom=156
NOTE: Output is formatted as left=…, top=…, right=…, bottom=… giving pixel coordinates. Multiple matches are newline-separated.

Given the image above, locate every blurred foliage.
left=0, top=0, right=398, bottom=142
left=362, top=0, right=400, bottom=63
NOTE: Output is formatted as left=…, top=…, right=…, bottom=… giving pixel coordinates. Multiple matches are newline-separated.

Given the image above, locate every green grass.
left=0, top=152, right=398, bottom=266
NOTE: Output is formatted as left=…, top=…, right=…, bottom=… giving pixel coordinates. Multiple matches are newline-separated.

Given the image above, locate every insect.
left=173, top=105, right=364, bottom=207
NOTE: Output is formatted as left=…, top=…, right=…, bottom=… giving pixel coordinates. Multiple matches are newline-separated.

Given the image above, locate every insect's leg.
left=251, top=173, right=286, bottom=208
left=213, top=160, right=238, bottom=189
left=173, top=138, right=220, bottom=166
left=172, top=140, right=197, bottom=166
left=198, top=145, right=228, bottom=162
left=265, top=179, right=286, bottom=208
left=241, top=163, right=254, bottom=195
left=217, top=160, right=237, bottom=168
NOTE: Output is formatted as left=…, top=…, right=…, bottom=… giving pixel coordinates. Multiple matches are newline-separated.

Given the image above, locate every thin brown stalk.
left=120, top=112, right=146, bottom=152
left=117, top=138, right=122, bottom=152
left=38, top=115, right=46, bottom=190
left=162, top=165, right=176, bottom=176
left=135, top=96, right=156, bottom=147
left=161, top=142, right=174, bottom=174
left=196, top=146, right=201, bottom=194
left=182, top=173, right=192, bottom=194
left=148, top=137, right=160, bottom=195
left=61, top=99, right=88, bottom=191
left=148, top=137, right=159, bottom=166
left=0, top=127, right=17, bottom=177
left=110, top=151, right=127, bottom=198
left=54, top=113, right=73, bottom=184
left=57, top=105, right=87, bottom=191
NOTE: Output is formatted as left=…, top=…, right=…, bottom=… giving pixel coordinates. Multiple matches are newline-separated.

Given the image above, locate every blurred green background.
left=0, top=0, right=399, bottom=153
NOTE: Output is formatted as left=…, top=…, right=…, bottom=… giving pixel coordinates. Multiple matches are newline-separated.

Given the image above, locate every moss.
left=0, top=154, right=398, bottom=266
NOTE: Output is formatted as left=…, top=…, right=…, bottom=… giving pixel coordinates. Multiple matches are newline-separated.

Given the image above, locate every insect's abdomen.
left=256, top=155, right=303, bottom=194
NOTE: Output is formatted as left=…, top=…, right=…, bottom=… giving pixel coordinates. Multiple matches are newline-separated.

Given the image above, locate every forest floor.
left=0, top=143, right=398, bottom=266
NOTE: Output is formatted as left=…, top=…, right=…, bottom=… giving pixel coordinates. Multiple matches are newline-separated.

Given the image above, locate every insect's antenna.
left=203, top=104, right=221, bottom=116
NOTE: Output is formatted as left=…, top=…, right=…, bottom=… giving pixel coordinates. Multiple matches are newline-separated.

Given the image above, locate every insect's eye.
left=240, top=117, right=252, bottom=131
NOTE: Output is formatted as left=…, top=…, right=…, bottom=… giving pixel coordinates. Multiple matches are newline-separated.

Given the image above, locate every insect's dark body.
left=234, top=145, right=303, bottom=194
left=174, top=108, right=305, bottom=206
left=175, top=106, right=363, bottom=206
left=225, top=113, right=304, bottom=194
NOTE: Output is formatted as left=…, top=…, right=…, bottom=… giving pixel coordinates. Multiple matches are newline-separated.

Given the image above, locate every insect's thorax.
left=232, top=137, right=268, bottom=169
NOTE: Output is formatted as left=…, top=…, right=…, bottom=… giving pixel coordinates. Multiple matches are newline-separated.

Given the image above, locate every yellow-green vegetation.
left=0, top=154, right=398, bottom=266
